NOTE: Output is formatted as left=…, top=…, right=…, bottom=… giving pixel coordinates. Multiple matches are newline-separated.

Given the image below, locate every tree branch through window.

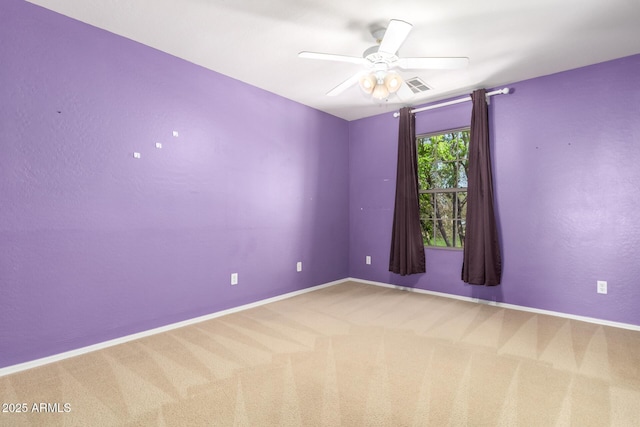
left=417, top=128, right=470, bottom=248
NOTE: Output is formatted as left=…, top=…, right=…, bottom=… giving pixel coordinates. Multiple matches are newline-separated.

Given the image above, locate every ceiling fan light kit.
left=359, top=70, right=403, bottom=100
left=299, top=19, right=469, bottom=102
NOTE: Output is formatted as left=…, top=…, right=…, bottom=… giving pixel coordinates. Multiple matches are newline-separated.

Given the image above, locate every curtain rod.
left=392, top=87, right=510, bottom=118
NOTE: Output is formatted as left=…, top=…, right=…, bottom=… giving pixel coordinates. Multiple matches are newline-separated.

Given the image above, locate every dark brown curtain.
left=389, top=107, right=426, bottom=276
left=462, top=89, right=502, bottom=285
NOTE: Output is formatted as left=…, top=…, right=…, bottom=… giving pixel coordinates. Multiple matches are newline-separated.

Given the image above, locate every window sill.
left=424, top=246, right=463, bottom=251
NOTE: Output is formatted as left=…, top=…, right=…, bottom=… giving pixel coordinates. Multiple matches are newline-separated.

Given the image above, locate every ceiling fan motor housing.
left=363, top=45, right=398, bottom=68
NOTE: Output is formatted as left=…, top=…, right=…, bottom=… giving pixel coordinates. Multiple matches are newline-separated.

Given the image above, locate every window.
left=417, top=128, right=470, bottom=248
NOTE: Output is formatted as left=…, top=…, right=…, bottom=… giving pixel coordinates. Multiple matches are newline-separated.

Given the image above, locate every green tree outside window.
left=417, top=128, right=470, bottom=248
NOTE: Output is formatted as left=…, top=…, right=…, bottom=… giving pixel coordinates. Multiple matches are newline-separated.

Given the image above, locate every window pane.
left=434, top=192, right=455, bottom=220
left=456, top=219, right=466, bottom=248
left=457, top=132, right=470, bottom=159
left=458, top=161, right=468, bottom=187
left=417, top=137, right=437, bottom=161
left=417, top=139, right=435, bottom=190
left=432, top=162, right=457, bottom=188
left=419, top=193, right=434, bottom=219
left=434, top=220, right=455, bottom=247
left=420, top=218, right=435, bottom=246
left=457, top=192, right=467, bottom=220
left=438, top=138, right=453, bottom=162
left=430, top=164, right=443, bottom=188
left=418, top=168, right=428, bottom=190
left=430, top=136, right=442, bottom=162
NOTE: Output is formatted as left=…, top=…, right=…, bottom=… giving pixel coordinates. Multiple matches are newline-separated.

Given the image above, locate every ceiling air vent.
left=405, top=77, right=432, bottom=94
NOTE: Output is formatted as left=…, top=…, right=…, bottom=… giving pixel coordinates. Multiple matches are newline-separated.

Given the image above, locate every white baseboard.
left=3, top=276, right=637, bottom=377
left=0, top=278, right=349, bottom=378
left=348, top=277, right=640, bottom=332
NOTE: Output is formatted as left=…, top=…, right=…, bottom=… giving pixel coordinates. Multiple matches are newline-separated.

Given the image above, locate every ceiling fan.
left=298, top=19, right=469, bottom=101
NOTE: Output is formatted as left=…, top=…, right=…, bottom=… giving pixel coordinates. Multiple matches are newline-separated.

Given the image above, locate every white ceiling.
left=25, top=0, right=640, bottom=121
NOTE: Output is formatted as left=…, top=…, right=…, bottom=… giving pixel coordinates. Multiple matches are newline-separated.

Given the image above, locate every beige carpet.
left=1, top=281, right=639, bottom=426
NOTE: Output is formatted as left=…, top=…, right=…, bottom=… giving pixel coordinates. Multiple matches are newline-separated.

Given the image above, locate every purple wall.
left=349, top=54, right=640, bottom=327
left=0, top=1, right=349, bottom=368
left=2, top=0, right=638, bottom=371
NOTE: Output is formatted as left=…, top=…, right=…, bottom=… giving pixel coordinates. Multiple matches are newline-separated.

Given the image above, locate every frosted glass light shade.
left=372, top=83, right=390, bottom=100
left=384, top=73, right=403, bottom=93
left=358, top=74, right=376, bottom=94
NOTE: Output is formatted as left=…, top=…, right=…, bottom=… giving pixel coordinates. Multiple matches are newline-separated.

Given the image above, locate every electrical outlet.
left=366, top=256, right=371, bottom=265
left=231, top=273, right=238, bottom=286
left=296, top=261, right=302, bottom=272
left=597, top=280, right=607, bottom=294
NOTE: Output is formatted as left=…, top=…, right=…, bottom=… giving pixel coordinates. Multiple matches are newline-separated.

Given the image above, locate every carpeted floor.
left=1, top=281, right=639, bottom=426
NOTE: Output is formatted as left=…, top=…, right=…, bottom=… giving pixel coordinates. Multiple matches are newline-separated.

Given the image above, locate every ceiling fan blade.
left=395, top=82, right=415, bottom=101
left=298, top=51, right=365, bottom=65
left=378, top=19, right=413, bottom=56
left=326, top=72, right=363, bottom=96
left=396, top=57, right=469, bottom=70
